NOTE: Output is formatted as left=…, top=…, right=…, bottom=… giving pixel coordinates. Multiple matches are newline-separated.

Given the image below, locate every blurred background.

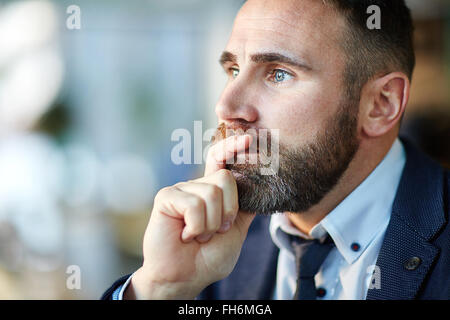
left=0, top=0, right=448, bottom=299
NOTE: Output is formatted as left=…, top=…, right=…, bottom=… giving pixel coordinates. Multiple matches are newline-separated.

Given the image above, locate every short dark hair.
left=324, top=0, right=416, bottom=99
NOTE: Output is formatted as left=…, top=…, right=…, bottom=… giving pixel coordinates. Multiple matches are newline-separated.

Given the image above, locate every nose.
left=215, top=78, right=259, bottom=124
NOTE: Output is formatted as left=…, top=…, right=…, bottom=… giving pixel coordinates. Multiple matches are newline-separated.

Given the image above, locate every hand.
left=125, top=134, right=256, bottom=299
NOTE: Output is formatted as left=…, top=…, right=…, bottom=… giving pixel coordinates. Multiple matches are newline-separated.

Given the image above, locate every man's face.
left=214, top=0, right=360, bottom=214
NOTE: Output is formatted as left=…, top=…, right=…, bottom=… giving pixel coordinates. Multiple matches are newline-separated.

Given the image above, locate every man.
left=102, top=0, right=449, bottom=300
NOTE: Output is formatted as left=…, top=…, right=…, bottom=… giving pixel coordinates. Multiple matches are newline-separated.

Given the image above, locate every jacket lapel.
left=366, top=140, right=446, bottom=300
left=218, top=215, right=279, bottom=299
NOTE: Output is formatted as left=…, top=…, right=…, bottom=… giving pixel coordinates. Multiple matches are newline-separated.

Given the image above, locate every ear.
left=360, top=72, right=410, bottom=137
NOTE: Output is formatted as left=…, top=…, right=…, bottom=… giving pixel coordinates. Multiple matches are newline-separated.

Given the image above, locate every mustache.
left=211, top=122, right=274, bottom=153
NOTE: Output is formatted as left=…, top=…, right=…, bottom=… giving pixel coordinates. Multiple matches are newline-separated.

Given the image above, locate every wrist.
left=126, top=267, right=198, bottom=300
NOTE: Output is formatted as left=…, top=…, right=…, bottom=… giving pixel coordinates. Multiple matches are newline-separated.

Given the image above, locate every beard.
left=213, top=98, right=360, bottom=215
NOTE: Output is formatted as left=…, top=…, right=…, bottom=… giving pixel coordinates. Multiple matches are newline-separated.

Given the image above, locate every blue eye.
left=230, top=68, right=239, bottom=79
left=271, top=69, right=293, bottom=83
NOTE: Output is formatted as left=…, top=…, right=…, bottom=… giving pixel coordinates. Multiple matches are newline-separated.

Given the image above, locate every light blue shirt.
left=112, top=273, right=133, bottom=300
left=270, top=139, right=406, bottom=299
left=113, top=139, right=406, bottom=300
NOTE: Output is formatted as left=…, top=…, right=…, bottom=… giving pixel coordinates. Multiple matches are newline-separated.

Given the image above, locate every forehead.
left=227, top=0, right=346, bottom=68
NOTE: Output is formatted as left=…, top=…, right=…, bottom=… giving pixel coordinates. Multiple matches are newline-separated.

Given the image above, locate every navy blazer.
left=102, top=140, right=449, bottom=300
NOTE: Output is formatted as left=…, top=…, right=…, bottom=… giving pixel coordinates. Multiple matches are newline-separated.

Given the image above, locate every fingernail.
left=218, top=221, right=232, bottom=233
left=196, top=234, right=213, bottom=243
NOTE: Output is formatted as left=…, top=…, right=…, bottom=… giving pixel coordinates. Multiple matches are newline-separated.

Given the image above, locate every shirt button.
left=316, top=287, right=327, bottom=298
left=350, top=242, right=360, bottom=252
left=404, top=257, right=422, bottom=271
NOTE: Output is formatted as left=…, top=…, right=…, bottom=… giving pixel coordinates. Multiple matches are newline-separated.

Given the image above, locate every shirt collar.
left=269, top=212, right=310, bottom=258
left=270, top=138, right=406, bottom=264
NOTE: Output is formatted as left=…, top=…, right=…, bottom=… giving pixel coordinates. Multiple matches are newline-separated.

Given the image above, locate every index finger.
left=204, top=134, right=252, bottom=176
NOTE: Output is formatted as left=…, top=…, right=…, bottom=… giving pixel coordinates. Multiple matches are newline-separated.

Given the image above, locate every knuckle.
left=188, top=196, right=204, bottom=211
left=204, top=184, right=222, bottom=202
left=217, top=168, right=231, bottom=177
left=174, top=181, right=186, bottom=188
left=216, top=169, right=233, bottom=181
left=154, top=186, right=171, bottom=202
left=187, top=195, right=205, bottom=213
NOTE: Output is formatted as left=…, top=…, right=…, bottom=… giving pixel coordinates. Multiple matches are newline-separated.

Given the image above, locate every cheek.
left=258, top=85, right=338, bottom=147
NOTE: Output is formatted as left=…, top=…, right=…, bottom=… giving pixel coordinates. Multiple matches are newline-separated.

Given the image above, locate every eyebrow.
left=219, top=51, right=311, bottom=71
left=219, top=51, right=238, bottom=66
left=251, top=52, right=311, bottom=70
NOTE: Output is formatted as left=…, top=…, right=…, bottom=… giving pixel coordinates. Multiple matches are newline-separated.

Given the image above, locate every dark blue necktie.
left=290, top=234, right=334, bottom=300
